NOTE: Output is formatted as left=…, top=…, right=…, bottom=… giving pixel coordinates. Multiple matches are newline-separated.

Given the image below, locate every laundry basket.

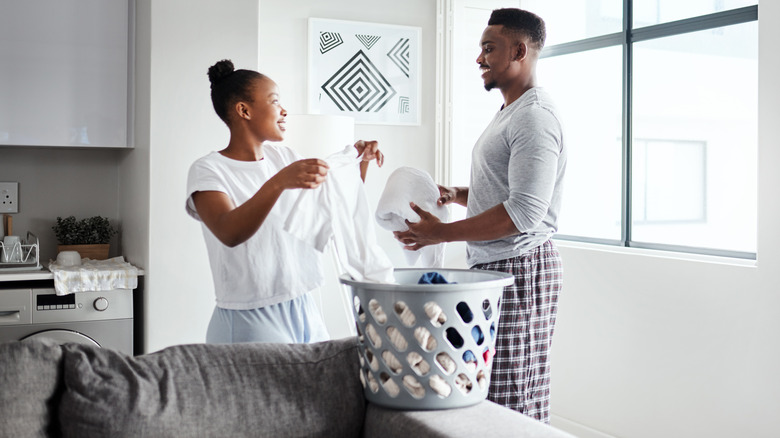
left=340, top=268, right=513, bottom=410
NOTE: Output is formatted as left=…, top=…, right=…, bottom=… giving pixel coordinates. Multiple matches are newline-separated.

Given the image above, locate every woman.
left=185, top=59, right=383, bottom=344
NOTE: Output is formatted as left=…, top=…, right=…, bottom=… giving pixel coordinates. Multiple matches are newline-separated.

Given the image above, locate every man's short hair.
left=488, top=8, right=546, bottom=51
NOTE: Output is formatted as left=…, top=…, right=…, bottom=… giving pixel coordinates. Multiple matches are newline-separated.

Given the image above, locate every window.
left=441, top=0, right=758, bottom=258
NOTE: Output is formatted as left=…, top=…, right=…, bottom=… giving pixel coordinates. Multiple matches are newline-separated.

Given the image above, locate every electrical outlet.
left=0, top=182, right=19, bottom=213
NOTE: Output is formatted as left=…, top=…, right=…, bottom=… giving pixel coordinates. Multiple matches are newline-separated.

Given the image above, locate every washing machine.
left=0, top=287, right=133, bottom=355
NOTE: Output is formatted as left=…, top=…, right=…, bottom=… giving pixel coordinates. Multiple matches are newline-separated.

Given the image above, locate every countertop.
left=0, top=268, right=55, bottom=282
left=0, top=266, right=145, bottom=282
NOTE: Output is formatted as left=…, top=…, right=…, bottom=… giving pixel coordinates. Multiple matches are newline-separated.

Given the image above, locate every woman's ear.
left=235, top=102, right=251, bottom=120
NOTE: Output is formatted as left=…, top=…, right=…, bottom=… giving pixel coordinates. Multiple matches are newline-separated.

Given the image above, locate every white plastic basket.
left=340, top=268, right=513, bottom=410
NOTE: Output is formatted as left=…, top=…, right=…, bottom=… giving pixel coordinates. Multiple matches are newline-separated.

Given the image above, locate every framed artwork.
left=308, top=18, right=421, bottom=126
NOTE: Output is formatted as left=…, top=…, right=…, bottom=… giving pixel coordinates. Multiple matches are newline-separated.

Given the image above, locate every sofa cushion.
left=0, top=339, right=64, bottom=437
left=59, top=337, right=365, bottom=438
left=362, top=401, right=576, bottom=438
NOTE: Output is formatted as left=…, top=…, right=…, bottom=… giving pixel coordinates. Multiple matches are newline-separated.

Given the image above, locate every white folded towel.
left=375, top=167, right=449, bottom=268
left=48, top=256, right=139, bottom=296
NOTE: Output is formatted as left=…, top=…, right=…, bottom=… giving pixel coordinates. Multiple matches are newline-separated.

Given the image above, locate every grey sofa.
left=0, top=337, right=574, bottom=438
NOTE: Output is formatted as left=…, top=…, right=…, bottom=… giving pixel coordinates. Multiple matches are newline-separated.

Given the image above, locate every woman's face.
left=245, top=77, right=287, bottom=142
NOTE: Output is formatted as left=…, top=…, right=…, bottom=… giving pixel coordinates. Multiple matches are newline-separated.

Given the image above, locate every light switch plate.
left=0, top=182, right=19, bottom=213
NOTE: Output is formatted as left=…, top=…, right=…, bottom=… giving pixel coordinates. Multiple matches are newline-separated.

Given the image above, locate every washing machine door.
left=21, top=329, right=100, bottom=347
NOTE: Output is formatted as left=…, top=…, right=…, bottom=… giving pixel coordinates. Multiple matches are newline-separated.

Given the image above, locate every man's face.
left=476, top=25, right=522, bottom=91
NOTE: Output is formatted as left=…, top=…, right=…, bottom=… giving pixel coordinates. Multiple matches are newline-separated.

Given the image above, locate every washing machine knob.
left=93, top=297, right=109, bottom=311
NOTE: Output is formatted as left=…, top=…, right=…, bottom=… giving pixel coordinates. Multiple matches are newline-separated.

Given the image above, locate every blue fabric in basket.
left=417, top=272, right=453, bottom=284
left=472, top=326, right=484, bottom=344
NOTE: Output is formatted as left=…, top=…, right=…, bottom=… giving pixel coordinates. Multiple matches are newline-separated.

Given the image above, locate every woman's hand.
left=274, top=158, right=329, bottom=190
left=437, top=185, right=457, bottom=206
left=437, top=185, right=468, bottom=207
left=354, top=140, right=384, bottom=181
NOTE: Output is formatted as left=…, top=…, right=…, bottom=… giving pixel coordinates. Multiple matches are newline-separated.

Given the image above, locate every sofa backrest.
left=0, top=339, right=65, bottom=437
left=57, top=337, right=366, bottom=438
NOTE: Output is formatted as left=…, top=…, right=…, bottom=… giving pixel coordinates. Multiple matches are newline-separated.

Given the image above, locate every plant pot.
left=57, top=244, right=110, bottom=260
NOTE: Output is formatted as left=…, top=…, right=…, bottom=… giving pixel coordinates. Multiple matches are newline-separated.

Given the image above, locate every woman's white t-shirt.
left=185, top=144, right=324, bottom=310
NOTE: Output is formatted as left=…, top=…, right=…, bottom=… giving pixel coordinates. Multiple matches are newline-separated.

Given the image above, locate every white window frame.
left=435, top=0, right=758, bottom=259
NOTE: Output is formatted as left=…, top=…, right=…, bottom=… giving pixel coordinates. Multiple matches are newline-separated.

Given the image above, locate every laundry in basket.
left=340, top=268, right=513, bottom=410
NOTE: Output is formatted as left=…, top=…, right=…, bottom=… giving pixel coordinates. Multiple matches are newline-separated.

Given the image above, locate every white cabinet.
left=0, top=0, right=131, bottom=148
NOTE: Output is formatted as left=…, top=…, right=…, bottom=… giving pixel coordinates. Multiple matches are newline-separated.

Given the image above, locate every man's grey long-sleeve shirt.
left=466, top=87, right=567, bottom=266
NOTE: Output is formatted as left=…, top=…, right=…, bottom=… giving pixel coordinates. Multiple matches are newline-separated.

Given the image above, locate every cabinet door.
left=0, top=0, right=130, bottom=148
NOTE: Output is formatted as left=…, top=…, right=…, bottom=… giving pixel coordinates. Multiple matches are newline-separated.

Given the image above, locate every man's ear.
left=515, top=42, right=528, bottom=61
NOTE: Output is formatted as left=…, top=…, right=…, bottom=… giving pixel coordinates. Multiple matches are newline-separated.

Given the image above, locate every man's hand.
left=393, top=202, right=445, bottom=251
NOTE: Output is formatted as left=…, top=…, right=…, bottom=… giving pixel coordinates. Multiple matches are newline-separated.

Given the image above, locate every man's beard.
left=484, top=80, right=497, bottom=91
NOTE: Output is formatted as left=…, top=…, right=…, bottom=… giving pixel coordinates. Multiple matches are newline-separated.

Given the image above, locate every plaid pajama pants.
left=472, top=239, right=562, bottom=423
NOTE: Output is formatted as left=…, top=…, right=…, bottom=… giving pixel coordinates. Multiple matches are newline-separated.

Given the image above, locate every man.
left=394, top=8, right=566, bottom=423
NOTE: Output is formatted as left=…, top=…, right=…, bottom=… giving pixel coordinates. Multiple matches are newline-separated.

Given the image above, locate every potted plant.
left=52, top=215, right=118, bottom=260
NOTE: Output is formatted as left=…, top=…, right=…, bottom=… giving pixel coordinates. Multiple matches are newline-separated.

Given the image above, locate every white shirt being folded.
left=284, top=145, right=394, bottom=284
left=375, top=167, right=449, bottom=268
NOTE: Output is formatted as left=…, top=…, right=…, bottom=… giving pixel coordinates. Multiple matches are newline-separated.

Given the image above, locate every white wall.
left=127, top=0, right=261, bottom=353
left=547, top=3, right=780, bottom=437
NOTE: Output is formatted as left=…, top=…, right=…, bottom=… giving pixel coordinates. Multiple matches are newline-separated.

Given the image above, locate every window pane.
left=520, top=0, right=623, bottom=46
left=451, top=4, right=507, bottom=224
left=634, top=0, right=757, bottom=28
left=631, top=22, right=757, bottom=253
left=538, top=46, right=623, bottom=241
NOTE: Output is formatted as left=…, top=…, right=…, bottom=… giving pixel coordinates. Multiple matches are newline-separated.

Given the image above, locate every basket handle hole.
left=386, top=326, right=408, bottom=351
left=482, top=299, right=493, bottom=320
left=380, top=372, right=400, bottom=397
left=382, top=350, right=403, bottom=374
left=406, top=352, right=431, bottom=376
left=394, top=301, right=416, bottom=327
left=445, top=327, right=464, bottom=349
left=476, top=370, right=488, bottom=391
left=435, top=352, right=457, bottom=375
left=471, top=325, right=484, bottom=345
left=456, top=302, right=473, bottom=323
left=424, top=301, right=447, bottom=327
left=368, top=299, right=388, bottom=324
left=356, top=303, right=366, bottom=324
left=429, top=375, right=452, bottom=398
left=366, top=324, right=382, bottom=348
left=365, top=349, right=379, bottom=371
left=455, top=373, right=473, bottom=395
left=403, top=375, right=426, bottom=399
left=366, top=370, right=380, bottom=393
left=414, top=326, right=437, bottom=351
left=462, top=350, right=478, bottom=372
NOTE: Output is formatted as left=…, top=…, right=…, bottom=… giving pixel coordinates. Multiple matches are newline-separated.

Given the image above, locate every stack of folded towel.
left=48, top=256, right=139, bottom=296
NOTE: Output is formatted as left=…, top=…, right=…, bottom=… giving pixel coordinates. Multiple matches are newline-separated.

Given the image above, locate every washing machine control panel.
left=31, top=289, right=133, bottom=324
left=36, top=293, right=76, bottom=311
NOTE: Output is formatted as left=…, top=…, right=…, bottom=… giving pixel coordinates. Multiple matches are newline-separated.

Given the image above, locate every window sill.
left=554, top=238, right=758, bottom=269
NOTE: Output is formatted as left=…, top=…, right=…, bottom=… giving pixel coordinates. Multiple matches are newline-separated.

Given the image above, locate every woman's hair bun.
left=208, top=59, right=235, bottom=86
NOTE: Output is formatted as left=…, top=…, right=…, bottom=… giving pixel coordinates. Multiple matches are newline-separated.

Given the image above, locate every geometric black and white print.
left=387, top=38, right=410, bottom=77
left=319, top=31, right=344, bottom=54
left=398, top=96, right=410, bottom=114
left=321, top=50, right=396, bottom=112
left=309, top=18, right=420, bottom=125
left=355, top=34, right=381, bottom=50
